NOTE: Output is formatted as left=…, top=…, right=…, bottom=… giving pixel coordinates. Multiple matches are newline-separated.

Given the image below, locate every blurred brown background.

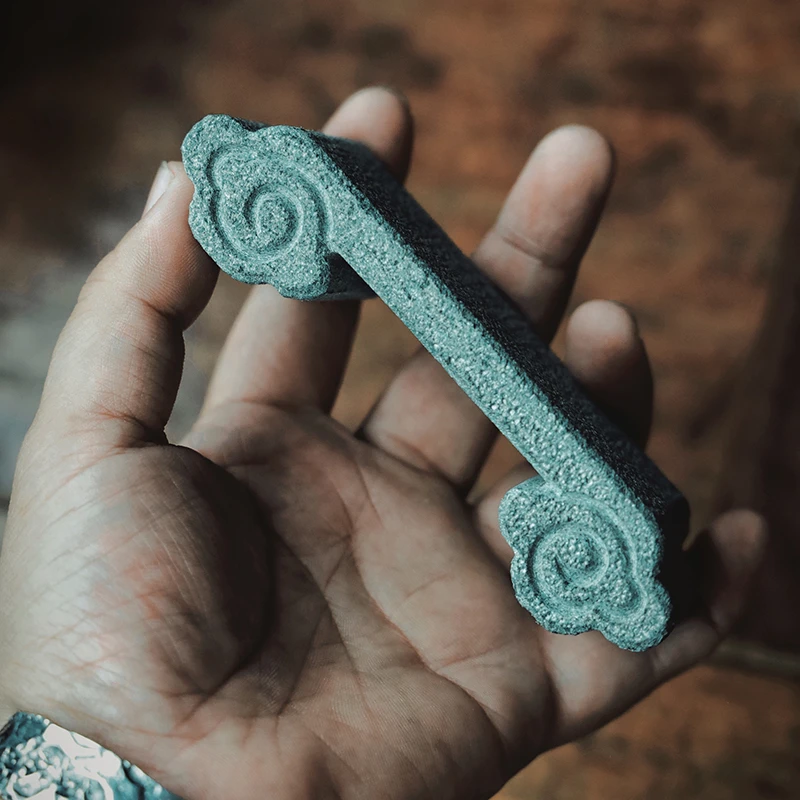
left=2, top=0, right=800, bottom=797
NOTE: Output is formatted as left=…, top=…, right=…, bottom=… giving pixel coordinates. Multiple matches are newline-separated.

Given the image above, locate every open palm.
left=0, top=87, right=764, bottom=800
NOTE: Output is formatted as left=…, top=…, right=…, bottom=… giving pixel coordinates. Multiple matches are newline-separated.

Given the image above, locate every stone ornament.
left=182, top=115, right=694, bottom=652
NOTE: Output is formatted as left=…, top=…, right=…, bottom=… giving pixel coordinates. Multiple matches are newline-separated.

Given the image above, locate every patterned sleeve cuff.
left=0, top=712, right=182, bottom=800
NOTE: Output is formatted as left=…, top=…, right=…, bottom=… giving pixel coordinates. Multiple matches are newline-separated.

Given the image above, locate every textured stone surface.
left=183, top=114, right=692, bottom=651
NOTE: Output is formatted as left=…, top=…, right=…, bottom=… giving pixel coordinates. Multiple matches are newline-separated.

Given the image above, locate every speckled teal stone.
left=181, top=114, right=694, bottom=652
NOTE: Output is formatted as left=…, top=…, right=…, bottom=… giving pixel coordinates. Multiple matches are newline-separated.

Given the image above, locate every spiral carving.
left=209, top=147, right=321, bottom=255
left=204, top=142, right=330, bottom=294
left=182, top=115, right=375, bottom=299
left=499, top=476, right=668, bottom=651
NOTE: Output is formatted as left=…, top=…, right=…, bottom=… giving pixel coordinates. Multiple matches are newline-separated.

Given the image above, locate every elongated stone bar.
left=182, top=114, right=694, bottom=652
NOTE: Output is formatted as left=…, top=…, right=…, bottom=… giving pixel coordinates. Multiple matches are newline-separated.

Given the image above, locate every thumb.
left=31, top=162, right=217, bottom=455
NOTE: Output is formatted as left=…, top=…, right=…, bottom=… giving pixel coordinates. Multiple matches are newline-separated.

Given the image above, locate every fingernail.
left=346, top=84, right=410, bottom=112
left=610, top=300, right=641, bottom=338
left=142, top=161, right=174, bottom=217
left=374, top=84, right=411, bottom=111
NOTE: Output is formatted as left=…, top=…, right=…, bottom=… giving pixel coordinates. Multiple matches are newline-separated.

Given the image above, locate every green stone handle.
left=182, top=114, right=694, bottom=652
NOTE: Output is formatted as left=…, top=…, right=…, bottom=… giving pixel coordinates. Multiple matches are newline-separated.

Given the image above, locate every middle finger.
left=356, top=125, right=615, bottom=492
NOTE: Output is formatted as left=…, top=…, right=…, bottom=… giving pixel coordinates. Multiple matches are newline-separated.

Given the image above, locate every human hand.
left=0, top=86, right=766, bottom=800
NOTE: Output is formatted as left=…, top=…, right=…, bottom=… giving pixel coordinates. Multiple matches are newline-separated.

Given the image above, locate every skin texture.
left=0, top=87, right=766, bottom=800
